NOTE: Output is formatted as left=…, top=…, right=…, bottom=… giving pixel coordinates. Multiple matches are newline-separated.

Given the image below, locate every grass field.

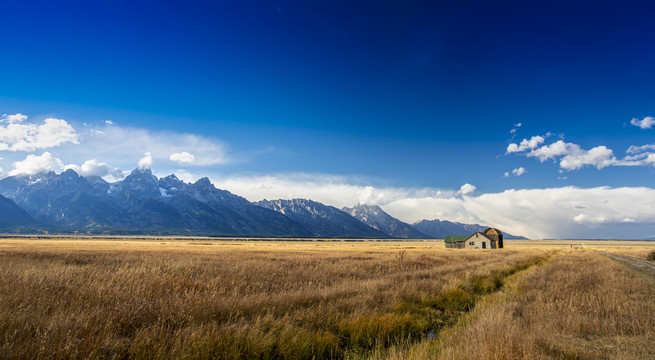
left=0, top=238, right=652, bottom=359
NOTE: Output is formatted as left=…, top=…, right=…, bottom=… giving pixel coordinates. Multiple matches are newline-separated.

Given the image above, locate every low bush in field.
left=647, top=250, right=655, bottom=261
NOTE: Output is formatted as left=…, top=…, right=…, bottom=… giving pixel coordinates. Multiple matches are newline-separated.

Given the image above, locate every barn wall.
left=464, top=233, right=491, bottom=249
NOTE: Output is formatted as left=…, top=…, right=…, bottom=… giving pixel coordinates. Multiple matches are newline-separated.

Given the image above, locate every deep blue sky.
left=1, top=0, right=655, bottom=193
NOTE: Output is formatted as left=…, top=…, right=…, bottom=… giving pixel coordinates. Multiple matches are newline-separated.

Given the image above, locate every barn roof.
left=483, top=228, right=503, bottom=236
left=444, top=236, right=469, bottom=243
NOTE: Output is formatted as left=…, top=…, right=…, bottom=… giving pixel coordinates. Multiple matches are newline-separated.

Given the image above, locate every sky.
left=1, top=0, right=655, bottom=239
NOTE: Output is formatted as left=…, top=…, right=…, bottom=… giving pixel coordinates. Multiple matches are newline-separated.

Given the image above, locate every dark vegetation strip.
left=151, top=254, right=554, bottom=360
left=339, top=254, right=552, bottom=358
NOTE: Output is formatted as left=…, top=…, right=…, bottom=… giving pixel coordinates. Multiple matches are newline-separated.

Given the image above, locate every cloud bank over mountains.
left=207, top=174, right=655, bottom=239
left=1, top=113, right=655, bottom=239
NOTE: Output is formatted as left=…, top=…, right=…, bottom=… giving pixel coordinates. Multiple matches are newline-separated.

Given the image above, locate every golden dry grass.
left=0, top=238, right=550, bottom=359
left=386, top=249, right=655, bottom=360
left=507, top=239, right=655, bottom=259
left=1, top=238, right=652, bottom=359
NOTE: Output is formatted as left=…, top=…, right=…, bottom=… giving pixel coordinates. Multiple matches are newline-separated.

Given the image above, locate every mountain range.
left=0, top=168, right=526, bottom=239
left=342, top=204, right=429, bottom=239
left=257, top=199, right=387, bottom=238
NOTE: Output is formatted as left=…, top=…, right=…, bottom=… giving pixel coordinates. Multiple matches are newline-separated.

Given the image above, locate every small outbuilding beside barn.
left=444, top=228, right=504, bottom=249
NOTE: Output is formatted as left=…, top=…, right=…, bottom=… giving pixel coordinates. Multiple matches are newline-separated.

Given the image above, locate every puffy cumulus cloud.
left=137, top=152, right=152, bottom=170
left=0, top=114, right=78, bottom=152
left=512, top=167, right=527, bottom=176
left=80, top=159, right=111, bottom=177
left=630, top=116, right=655, bottom=129
left=527, top=140, right=574, bottom=161
left=64, top=159, right=126, bottom=181
left=170, top=151, right=195, bottom=164
left=509, top=133, right=655, bottom=171
left=9, top=152, right=64, bottom=176
left=65, top=159, right=116, bottom=177
left=558, top=145, right=616, bottom=170
left=506, top=135, right=545, bottom=154
left=456, top=183, right=476, bottom=196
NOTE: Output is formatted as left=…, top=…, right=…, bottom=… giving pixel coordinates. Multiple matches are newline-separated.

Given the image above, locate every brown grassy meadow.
left=0, top=238, right=652, bottom=359
left=384, top=248, right=655, bottom=360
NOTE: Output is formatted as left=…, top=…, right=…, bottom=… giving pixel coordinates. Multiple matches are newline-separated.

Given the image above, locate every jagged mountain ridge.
left=257, top=199, right=389, bottom=238
left=0, top=168, right=312, bottom=236
left=342, top=204, right=429, bottom=239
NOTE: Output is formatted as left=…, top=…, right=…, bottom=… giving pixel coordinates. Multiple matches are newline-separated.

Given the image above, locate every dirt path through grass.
left=601, top=252, right=655, bottom=285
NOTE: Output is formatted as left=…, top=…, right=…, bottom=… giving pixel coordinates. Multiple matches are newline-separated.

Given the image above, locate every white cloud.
left=137, top=152, right=152, bottom=170
left=504, top=172, right=509, bottom=177
left=0, top=113, right=232, bottom=179
left=170, top=151, right=195, bottom=164
left=0, top=114, right=78, bottom=152
left=64, top=159, right=125, bottom=181
left=64, top=159, right=125, bottom=180
left=626, top=144, right=655, bottom=154
left=509, top=122, right=522, bottom=135
left=630, top=116, right=655, bottom=129
left=9, top=152, right=64, bottom=176
left=506, top=135, right=545, bottom=154
left=573, top=213, right=607, bottom=224
left=510, top=133, right=655, bottom=171
left=559, top=145, right=616, bottom=170
left=3, top=113, right=28, bottom=124
left=528, top=140, right=574, bottom=161
left=80, top=159, right=110, bottom=177
left=456, top=183, right=476, bottom=196
left=209, top=173, right=442, bottom=209
left=512, top=167, right=526, bottom=176
left=384, top=186, right=655, bottom=239
left=70, top=123, right=230, bottom=168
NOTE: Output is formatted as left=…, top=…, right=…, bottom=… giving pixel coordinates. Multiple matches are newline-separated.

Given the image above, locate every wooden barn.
left=444, top=228, right=504, bottom=249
